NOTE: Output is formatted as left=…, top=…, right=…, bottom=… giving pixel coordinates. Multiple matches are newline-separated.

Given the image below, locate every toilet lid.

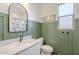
left=42, top=45, right=53, bottom=52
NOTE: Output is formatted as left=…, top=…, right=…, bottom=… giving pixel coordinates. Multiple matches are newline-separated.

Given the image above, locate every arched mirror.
left=8, top=3, right=28, bottom=32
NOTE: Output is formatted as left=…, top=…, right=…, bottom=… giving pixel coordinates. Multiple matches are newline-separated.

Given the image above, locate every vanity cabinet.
left=17, top=43, right=41, bottom=55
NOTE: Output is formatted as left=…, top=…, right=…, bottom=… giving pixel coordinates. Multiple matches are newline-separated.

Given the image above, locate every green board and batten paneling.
left=0, top=13, right=41, bottom=40
left=73, top=18, right=79, bottom=55
left=41, top=21, right=58, bottom=53
left=41, top=21, right=73, bottom=55
left=0, top=16, right=4, bottom=41
left=57, top=30, right=73, bottom=55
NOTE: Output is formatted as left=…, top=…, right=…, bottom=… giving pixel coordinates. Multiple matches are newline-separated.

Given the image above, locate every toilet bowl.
left=41, top=45, right=53, bottom=55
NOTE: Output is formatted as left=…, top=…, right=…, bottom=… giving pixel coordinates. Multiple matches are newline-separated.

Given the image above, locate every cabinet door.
left=57, top=30, right=72, bottom=55
left=18, top=43, right=41, bottom=55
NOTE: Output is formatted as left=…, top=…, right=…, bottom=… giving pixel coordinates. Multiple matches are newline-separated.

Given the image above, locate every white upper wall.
left=0, top=3, right=9, bottom=14
left=74, top=3, right=79, bottom=18
left=40, top=3, right=57, bottom=18
left=27, top=3, right=41, bottom=21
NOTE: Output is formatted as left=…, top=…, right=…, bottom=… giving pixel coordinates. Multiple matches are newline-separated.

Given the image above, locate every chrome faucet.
left=20, top=35, right=23, bottom=42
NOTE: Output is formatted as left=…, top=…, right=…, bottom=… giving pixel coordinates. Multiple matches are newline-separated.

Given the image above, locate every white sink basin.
left=14, top=40, right=34, bottom=48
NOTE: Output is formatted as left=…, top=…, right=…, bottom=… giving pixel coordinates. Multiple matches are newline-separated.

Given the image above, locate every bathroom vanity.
left=0, top=38, right=43, bottom=55
left=17, top=42, right=41, bottom=55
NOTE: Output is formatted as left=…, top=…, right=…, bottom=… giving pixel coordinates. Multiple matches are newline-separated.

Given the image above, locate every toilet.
left=37, top=38, right=53, bottom=55
left=41, top=45, right=53, bottom=55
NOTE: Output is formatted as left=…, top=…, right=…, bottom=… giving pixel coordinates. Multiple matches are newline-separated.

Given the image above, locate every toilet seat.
left=41, top=45, right=53, bottom=53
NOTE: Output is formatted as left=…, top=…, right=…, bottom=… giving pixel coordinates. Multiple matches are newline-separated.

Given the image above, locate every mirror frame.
left=8, top=3, right=28, bottom=33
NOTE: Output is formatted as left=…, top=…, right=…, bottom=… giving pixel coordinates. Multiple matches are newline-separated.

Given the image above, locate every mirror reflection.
left=9, top=3, right=28, bottom=32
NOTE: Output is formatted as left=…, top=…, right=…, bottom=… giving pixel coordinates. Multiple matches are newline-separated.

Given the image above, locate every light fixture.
left=47, top=16, right=50, bottom=20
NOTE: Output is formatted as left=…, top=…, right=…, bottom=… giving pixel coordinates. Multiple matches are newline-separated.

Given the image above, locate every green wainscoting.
left=0, top=16, right=4, bottom=41
left=57, top=30, right=73, bottom=55
left=40, top=21, right=73, bottom=55
left=0, top=13, right=41, bottom=41
left=73, top=18, right=79, bottom=55
left=41, top=21, right=57, bottom=53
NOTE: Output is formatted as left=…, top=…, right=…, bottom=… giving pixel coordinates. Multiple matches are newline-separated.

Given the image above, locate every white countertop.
left=0, top=39, right=41, bottom=55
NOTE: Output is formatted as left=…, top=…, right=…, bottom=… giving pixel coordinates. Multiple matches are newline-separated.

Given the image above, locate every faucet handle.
left=20, top=35, right=23, bottom=42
